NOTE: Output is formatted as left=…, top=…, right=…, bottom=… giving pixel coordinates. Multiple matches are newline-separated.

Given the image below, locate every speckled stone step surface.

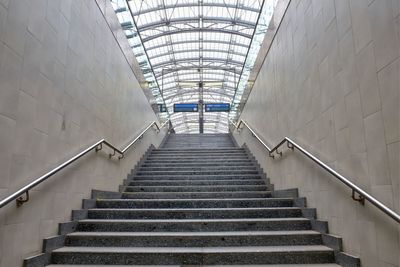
left=65, top=230, right=323, bottom=247
left=95, top=198, right=294, bottom=208
left=76, top=218, right=312, bottom=232
left=36, top=134, right=353, bottom=266
left=87, top=207, right=304, bottom=219
left=128, top=179, right=265, bottom=186
left=47, top=264, right=341, bottom=267
left=131, top=174, right=264, bottom=180
left=121, top=191, right=273, bottom=199
left=123, top=184, right=270, bottom=192
left=51, top=245, right=335, bottom=265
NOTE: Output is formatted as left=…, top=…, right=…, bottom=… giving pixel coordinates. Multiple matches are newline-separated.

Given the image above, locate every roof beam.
left=163, top=89, right=234, bottom=101
left=138, top=17, right=256, bottom=31
left=157, top=70, right=239, bottom=80
left=145, top=40, right=249, bottom=52
left=152, top=57, right=244, bottom=69
left=148, top=49, right=247, bottom=61
left=155, top=66, right=241, bottom=78
left=129, top=2, right=260, bottom=16
left=142, top=28, right=252, bottom=43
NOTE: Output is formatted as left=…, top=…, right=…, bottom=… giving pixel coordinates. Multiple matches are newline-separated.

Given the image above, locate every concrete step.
left=77, top=218, right=312, bottom=232
left=146, top=155, right=249, bottom=159
left=121, top=191, right=272, bottom=199
left=47, top=264, right=341, bottom=267
left=150, top=151, right=246, bottom=155
left=141, top=161, right=255, bottom=167
left=144, top=158, right=251, bottom=163
left=143, top=159, right=254, bottom=164
left=135, top=170, right=260, bottom=176
left=138, top=166, right=258, bottom=172
left=122, top=185, right=269, bottom=192
left=162, top=145, right=236, bottom=149
left=95, top=198, right=294, bottom=209
left=131, top=174, right=264, bottom=181
left=51, top=245, right=335, bottom=265
left=150, top=152, right=247, bottom=156
left=65, top=230, right=323, bottom=247
left=87, top=207, right=303, bottom=219
left=155, top=148, right=243, bottom=152
left=126, top=179, right=266, bottom=186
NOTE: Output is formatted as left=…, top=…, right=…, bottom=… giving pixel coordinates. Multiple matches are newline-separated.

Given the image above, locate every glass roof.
left=111, top=0, right=278, bottom=133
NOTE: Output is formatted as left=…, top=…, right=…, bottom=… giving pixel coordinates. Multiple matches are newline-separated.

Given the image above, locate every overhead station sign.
left=205, top=103, right=230, bottom=112
left=157, top=104, right=167, bottom=113
left=174, top=103, right=199, bottom=112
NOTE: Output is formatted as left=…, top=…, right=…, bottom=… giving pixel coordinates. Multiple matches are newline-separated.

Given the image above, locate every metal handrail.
left=230, top=119, right=400, bottom=223
left=0, top=120, right=169, bottom=209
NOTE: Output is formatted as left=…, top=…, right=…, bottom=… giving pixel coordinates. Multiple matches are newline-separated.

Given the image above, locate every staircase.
left=32, top=133, right=358, bottom=266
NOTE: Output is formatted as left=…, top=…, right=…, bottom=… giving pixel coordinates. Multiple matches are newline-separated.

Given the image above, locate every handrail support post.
left=287, top=140, right=294, bottom=150
left=95, top=143, right=103, bottom=152
left=352, top=190, right=365, bottom=205
left=16, top=191, right=29, bottom=207
left=109, top=149, right=116, bottom=158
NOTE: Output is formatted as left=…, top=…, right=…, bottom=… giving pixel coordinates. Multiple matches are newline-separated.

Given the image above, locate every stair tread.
left=79, top=218, right=310, bottom=223
left=47, top=265, right=340, bottom=267
left=97, top=198, right=293, bottom=202
left=125, top=185, right=265, bottom=188
left=53, top=245, right=333, bottom=253
left=89, top=207, right=300, bottom=211
left=122, top=191, right=271, bottom=194
left=68, top=230, right=320, bottom=237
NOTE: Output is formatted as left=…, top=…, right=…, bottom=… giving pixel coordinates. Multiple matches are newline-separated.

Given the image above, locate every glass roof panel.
left=111, top=0, right=279, bottom=133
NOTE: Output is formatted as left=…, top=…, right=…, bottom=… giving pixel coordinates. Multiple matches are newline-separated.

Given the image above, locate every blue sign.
left=174, top=103, right=199, bottom=112
left=205, top=103, right=230, bottom=112
left=157, top=104, right=167, bottom=113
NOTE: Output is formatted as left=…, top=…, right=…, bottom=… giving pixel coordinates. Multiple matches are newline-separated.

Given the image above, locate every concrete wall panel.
left=233, top=0, right=399, bottom=266
left=0, top=0, right=165, bottom=266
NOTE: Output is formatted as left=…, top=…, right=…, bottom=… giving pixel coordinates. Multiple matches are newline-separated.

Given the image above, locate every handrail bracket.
left=352, top=190, right=365, bottom=205
left=287, top=140, right=294, bottom=150
left=16, top=191, right=29, bottom=207
left=95, top=143, right=103, bottom=152
left=109, top=149, right=116, bottom=158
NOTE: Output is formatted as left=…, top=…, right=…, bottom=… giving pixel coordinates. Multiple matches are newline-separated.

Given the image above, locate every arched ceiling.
left=111, top=0, right=278, bottom=133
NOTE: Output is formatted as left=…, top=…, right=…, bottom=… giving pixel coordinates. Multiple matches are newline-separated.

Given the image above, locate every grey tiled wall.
left=234, top=0, right=399, bottom=266
left=0, top=0, right=164, bottom=266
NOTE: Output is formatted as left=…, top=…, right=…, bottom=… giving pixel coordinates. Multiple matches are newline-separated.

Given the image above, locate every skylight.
left=111, top=0, right=278, bottom=133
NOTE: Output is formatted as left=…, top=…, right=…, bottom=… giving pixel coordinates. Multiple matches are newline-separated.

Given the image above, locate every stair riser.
left=149, top=155, right=246, bottom=158
left=141, top=163, right=255, bottom=167
left=144, top=159, right=253, bottom=163
left=122, top=185, right=269, bottom=192
left=77, top=220, right=312, bottom=232
left=135, top=170, right=260, bottom=175
left=121, top=192, right=272, bottom=199
left=155, top=148, right=241, bottom=152
left=130, top=175, right=264, bottom=181
left=126, top=180, right=266, bottom=186
left=87, top=209, right=302, bottom=219
left=96, top=199, right=293, bottom=209
left=65, top=234, right=323, bottom=247
left=150, top=152, right=246, bottom=155
left=145, top=158, right=251, bottom=161
left=52, top=251, right=335, bottom=265
left=138, top=167, right=257, bottom=172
